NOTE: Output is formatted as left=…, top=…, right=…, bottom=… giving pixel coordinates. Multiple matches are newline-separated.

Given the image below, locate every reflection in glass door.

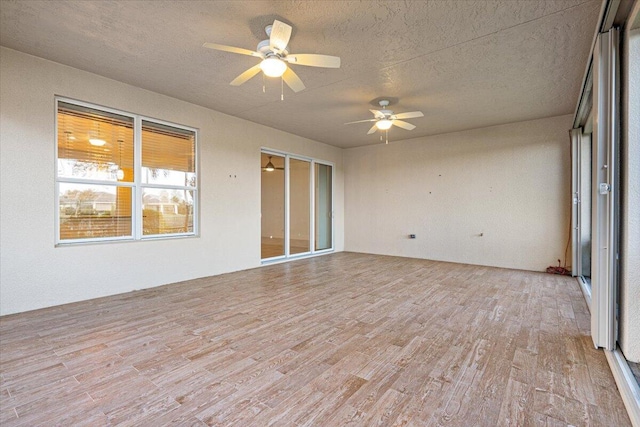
left=572, top=124, right=593, bottom=294
left=315, top=163, right=332, bottom=251
left=289, top=159, right=311, bottom=255
left=580, top=131, right=592, bottom=284
left=261, top=153, right=285, bottom=259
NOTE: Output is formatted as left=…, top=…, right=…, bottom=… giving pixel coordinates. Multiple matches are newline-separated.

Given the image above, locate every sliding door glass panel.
left=580, top=133, right=592, bottom=281
left=315, top=163, right=332, bottom=251
left=290, top=159, right=311, bottom=255
left=261, top=153, right=285, bottom=259
left=571, top=129, right=581, bottom=276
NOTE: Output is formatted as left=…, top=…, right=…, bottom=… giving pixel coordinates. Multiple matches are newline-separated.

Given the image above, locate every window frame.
left=54, top=97, right=199, bottom=245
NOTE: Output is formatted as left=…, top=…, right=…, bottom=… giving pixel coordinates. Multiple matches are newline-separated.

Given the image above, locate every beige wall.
left=0, top=46, right=590, bottom=319
left=344, top=115, right=572, bottom=271
left=0, top=47, right=344, bottom=315
left=619, top=25, right=640, bottom=362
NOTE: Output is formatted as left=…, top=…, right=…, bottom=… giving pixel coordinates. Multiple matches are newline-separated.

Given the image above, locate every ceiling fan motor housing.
left=257, top=39, right=288, bottom=56
left=378, top=100, right=393, bottom=116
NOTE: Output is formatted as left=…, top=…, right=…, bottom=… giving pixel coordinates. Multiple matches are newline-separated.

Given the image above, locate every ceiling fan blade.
left=286, top=54, right=341, bottom=68
left=392, top=111, right=424, bottom=120
left=370, top=109, right=386, bottom=119
left=282, top=68, right=305, bottom=92
left=230, top=63, right=262, bottom=86
left=392, top=120, right=416, bottom=130
left=202, top=43, right=262, bottom=58
left=270, top=20, right=292, bottom=52
left=367, top=125, right=378, bottom=135
left=345, top=119, right=377, bottom=125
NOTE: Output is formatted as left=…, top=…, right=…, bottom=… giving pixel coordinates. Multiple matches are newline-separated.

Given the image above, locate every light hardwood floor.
left=261, top=238, right=309, bottom=259
left=0, top=252, right=631, bottom=426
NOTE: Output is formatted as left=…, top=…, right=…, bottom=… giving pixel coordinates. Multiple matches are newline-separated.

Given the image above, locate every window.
left=141, top=120, right=196, bottom=236
left=56, top=99, right=197, bottom=244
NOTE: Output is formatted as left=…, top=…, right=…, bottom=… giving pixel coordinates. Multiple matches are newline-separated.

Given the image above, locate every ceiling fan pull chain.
left=386, top=129, right=389, bottom=144
left=281, top=77, right=284, bottom=101
left=262, top=73, right=266, bottom=93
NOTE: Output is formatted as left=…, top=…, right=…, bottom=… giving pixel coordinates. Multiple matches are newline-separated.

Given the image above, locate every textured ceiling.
left=0, top=0, right=600, bottom=148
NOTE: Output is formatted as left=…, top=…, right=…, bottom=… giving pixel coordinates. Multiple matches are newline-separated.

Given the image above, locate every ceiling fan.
left=262, top=155, right=284, bottom=172
left=345, top=100, right=424, bottom=143
left=203, top=19, right=340, bottom=95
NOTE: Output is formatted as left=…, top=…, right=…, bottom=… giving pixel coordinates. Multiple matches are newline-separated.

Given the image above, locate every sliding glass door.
left=579, top=131, right=592, bottom=283
left=261, top=150, right=333, bottom=261
left=315, top=163, right=332, bottom=251
left=591, top=28, right=619, bottom=350
left=571, top=124, right=593, bottom=291
left=571, top=28, right=620, bottom=351
left=261, top=153, right=285, bottom=259
left=289, top=158, right=311, bottom=255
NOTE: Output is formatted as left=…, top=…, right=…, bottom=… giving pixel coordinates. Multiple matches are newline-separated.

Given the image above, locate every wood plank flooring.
left=0, top=252, right=631, bottom=426
left=261, top=238, right=309, bottom=259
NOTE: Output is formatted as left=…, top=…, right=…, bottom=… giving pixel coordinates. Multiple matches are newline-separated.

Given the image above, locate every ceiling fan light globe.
left=376, top=119, right=393, bottom=130
left=260, top=57, right=287, bottom=77
left=265, top=161, right=275, bottom=172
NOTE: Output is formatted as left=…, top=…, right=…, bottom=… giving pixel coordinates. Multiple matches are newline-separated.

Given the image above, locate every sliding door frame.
left=571, top=126, right=594, bottom=308
left=591, top=28, right=620, bottom=351
left=313, top=160, right=335, bottom=255
left=570, top=2, right=640, bottom=424
left=571, top=128, right=583, bottom=279
left=261, top=148, right=334, bottom=263
left=287, top=154, right=312, bottom=258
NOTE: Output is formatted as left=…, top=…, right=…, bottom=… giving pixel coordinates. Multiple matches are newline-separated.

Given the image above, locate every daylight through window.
left=56, top=99, right=197, bottom=244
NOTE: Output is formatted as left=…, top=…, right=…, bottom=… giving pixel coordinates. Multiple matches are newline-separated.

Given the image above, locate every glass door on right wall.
left=571, top=115, right=593, bottom=289
left=315, top=163, right=332, bottom=251
left=579, top=128, right=592, bottom=285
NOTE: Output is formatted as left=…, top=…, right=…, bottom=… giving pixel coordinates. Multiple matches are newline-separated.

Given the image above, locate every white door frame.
left=591, top=28, right=619, bottom=350
left=571, top=128, right=583, bottom=278
left=260, top=149, right=335, bottom=262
